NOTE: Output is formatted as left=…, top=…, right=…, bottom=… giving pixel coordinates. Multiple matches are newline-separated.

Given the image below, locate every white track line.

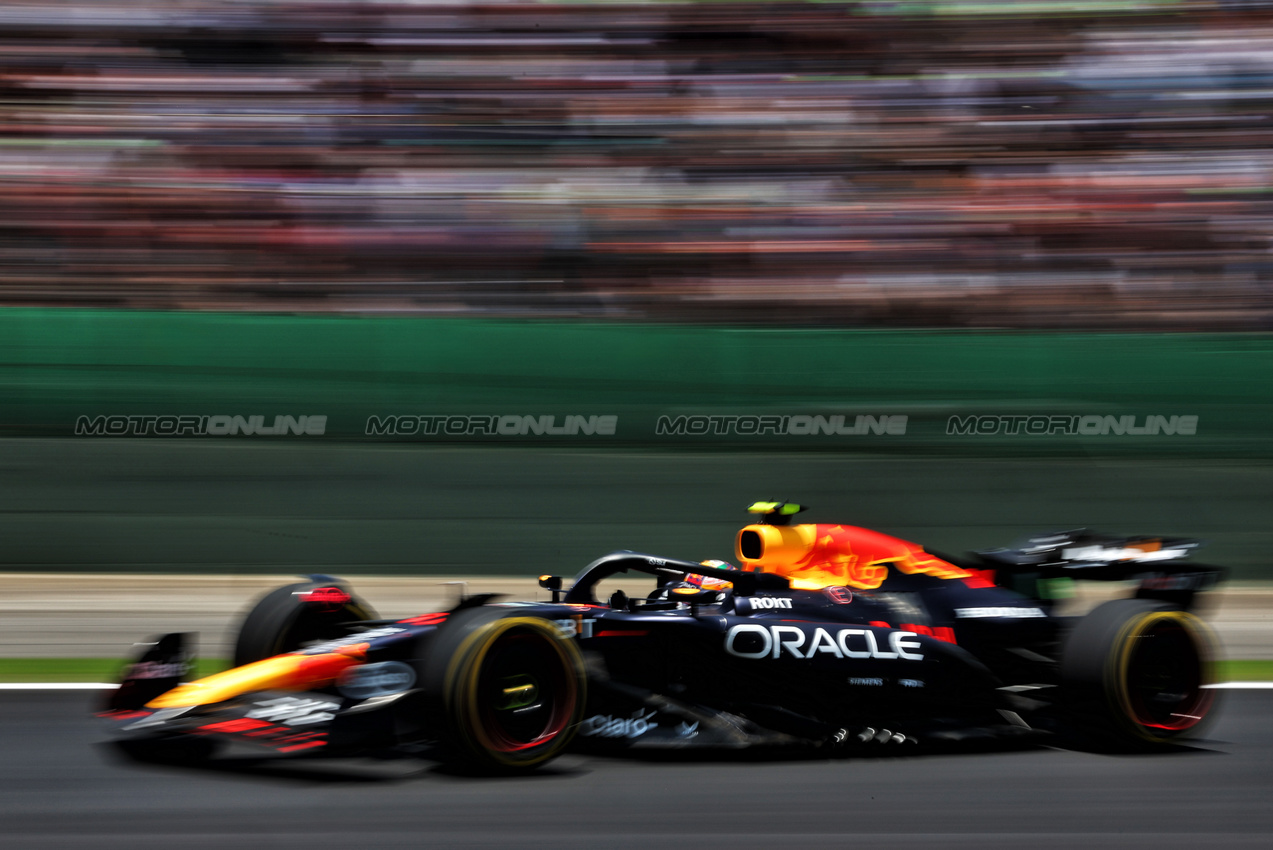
left=1205, top=682, right=1273, bottom=689
left=1, top=681, right=1273, bottom=690
left=0, top=683, right=119, bottom=690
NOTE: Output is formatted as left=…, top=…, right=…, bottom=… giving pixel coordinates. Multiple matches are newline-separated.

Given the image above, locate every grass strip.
left=0, top=658, right=228, bottom=683
left=1215, top=659, right=1273, bottom=682
left=0, top=657, right=1271, bottom=684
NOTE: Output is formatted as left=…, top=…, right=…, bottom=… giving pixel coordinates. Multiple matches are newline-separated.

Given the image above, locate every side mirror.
left=539, top=575, right=564, bottom=602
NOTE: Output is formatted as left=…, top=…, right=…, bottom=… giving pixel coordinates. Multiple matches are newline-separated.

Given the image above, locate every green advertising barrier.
left=1, top=308, right=1271, bottom=455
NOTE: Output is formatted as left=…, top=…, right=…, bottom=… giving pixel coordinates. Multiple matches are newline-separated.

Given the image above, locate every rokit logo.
left=747, top=597, right=793, bottom=610
left=553, top=617, right=597, bottom=639
left=725, top=624, right=924, bottom=661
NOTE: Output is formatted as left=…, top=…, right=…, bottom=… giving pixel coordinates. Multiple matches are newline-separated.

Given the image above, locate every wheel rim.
left=469, top=625, right=577, bottom=755
left=1119, top=613, right=1214, bottom=735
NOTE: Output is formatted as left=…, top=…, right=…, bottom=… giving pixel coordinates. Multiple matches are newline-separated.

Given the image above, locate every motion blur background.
left=1, top=0, right=1272, bottom=588
left=5, top=0, right=1273, bottom=325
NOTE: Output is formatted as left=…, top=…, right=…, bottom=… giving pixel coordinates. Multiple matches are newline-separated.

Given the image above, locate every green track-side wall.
left=1, top=308, right=1271, bottom=455
left=2, top=309, right=1273, bottom=577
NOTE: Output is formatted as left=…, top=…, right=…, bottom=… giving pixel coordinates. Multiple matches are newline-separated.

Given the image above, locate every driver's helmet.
left=651, top=560, right=737, bottom=605
left=686, top=559, right=736, bottom=591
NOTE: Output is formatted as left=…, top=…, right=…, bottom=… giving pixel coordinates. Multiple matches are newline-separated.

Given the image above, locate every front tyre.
left=1061, top=599, right=1218, bottom=748
left=426, top=608, right=585, bottom=773
left=232, top=580, right=377, bottom=667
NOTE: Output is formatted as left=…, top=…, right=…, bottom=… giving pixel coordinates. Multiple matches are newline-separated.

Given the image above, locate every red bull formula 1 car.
left=101, top=502, right=1223, bottom=772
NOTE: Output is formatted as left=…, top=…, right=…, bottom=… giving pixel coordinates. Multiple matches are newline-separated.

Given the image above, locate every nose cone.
left=147, top=646, right=366, bottom=709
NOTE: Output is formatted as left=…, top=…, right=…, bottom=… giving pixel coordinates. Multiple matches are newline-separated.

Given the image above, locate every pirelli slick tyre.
left=232, top=580, right=377, bottom=667
left=425, top=608, right=586, bottom=773
left=1061, top=599, right=1218, bottom=748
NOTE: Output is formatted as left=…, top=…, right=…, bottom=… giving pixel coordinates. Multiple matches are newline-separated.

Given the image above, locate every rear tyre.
left=425, top=608, right=585, bottom=773
left=1061, top=599, right=1217, bottom=748
left=232, top=580, right=377, bottom=667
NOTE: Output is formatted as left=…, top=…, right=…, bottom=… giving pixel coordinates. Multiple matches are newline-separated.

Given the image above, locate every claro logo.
left=724, top=624, right=924, bottom=661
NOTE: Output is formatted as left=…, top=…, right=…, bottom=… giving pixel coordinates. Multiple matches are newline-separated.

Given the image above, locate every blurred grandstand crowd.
left=3, top=0, right=1273, bottom=326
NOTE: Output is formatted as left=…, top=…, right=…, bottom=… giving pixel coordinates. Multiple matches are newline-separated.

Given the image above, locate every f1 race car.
left=101, top=502, right=1223, bottom=772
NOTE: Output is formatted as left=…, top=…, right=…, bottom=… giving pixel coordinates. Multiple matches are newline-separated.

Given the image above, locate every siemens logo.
left=954, top=607, right=1047, bottom=619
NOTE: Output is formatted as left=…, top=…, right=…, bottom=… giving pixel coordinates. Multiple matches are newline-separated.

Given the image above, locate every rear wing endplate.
left=974, top=530, right=1223, bottom=608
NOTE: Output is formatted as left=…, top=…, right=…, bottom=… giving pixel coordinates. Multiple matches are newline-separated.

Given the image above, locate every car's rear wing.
left=968, top=529, right=1223, bottom=609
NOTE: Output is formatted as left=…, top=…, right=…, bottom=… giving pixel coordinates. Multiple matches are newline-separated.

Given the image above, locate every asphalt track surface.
left=5, top=691, right=1272, bottom=850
